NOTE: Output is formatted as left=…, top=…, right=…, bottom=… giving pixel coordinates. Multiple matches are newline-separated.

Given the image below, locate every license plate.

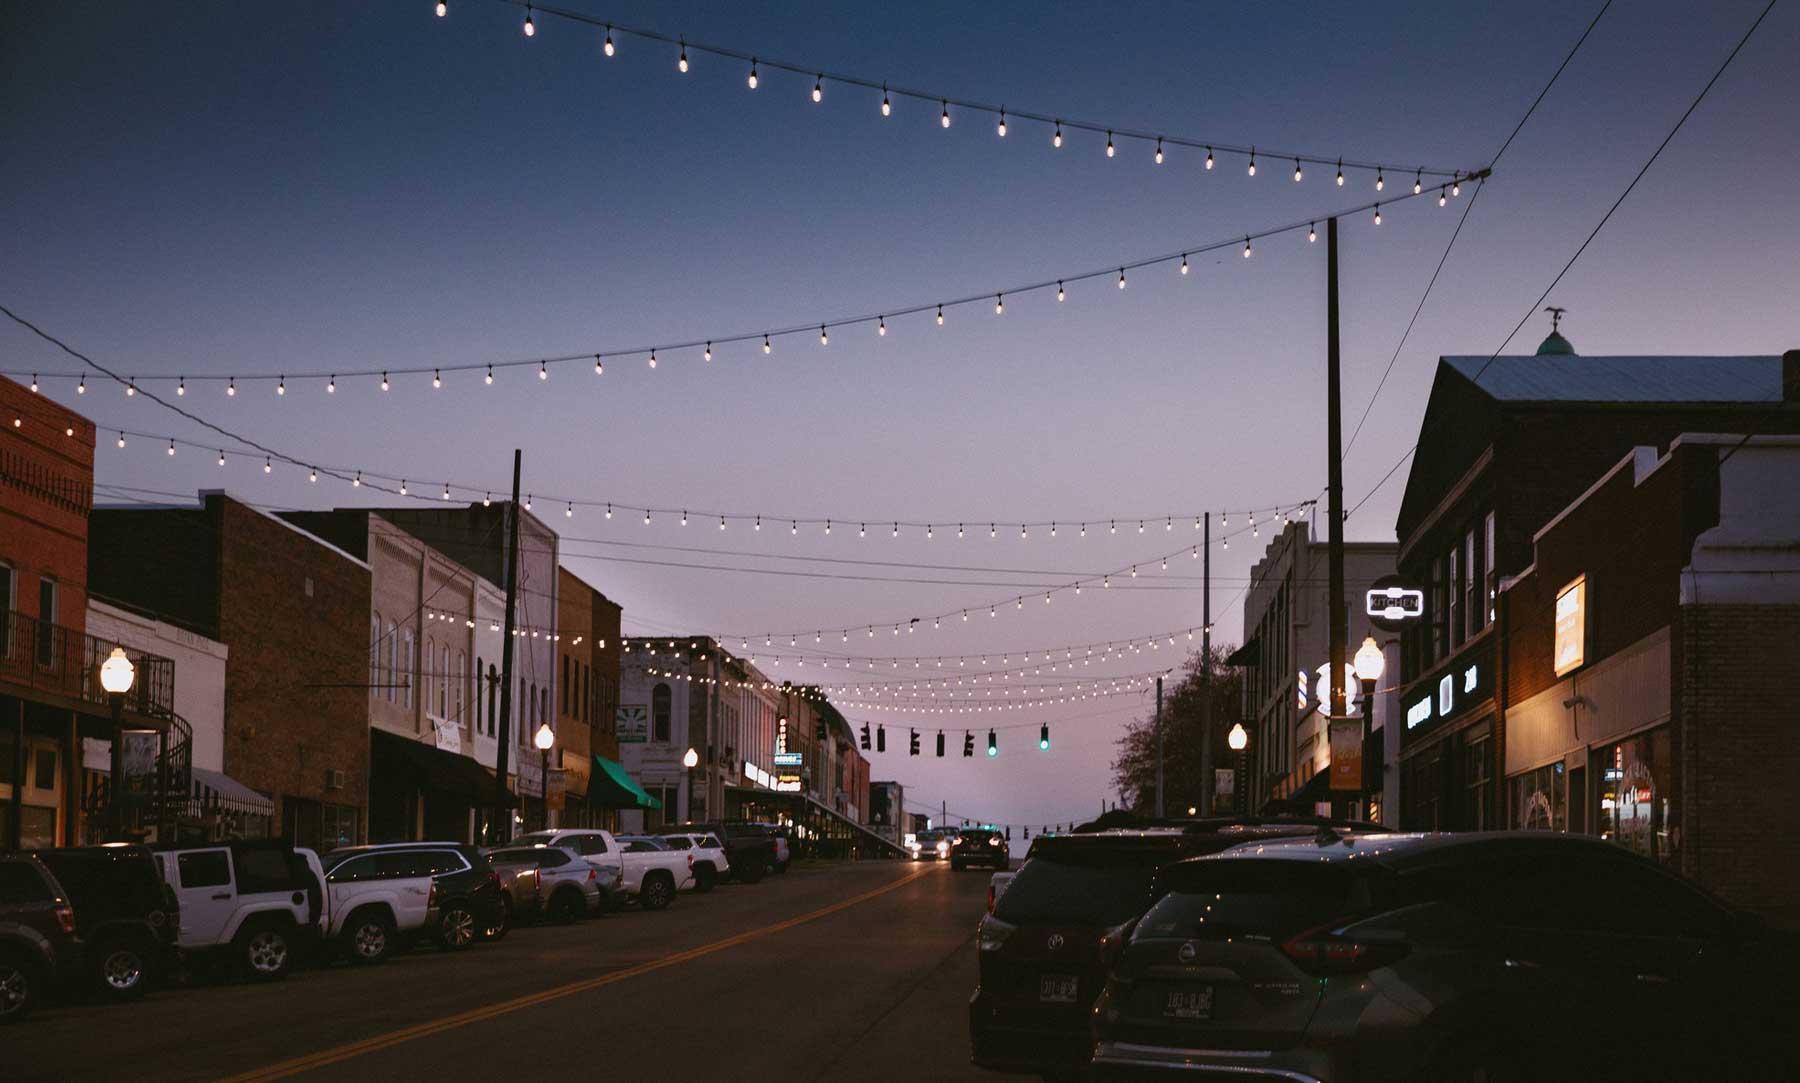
left=1164, top=987, right=1214, bottom=1020
left=1038, top=974, right=1079, bottom=1003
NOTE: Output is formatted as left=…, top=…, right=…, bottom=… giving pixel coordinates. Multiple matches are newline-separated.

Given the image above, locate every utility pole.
left=493, top=449, right=523, bottom=843
left=1199, top=511, right=1212, bottom=813
left=1154, top=675, right=1164, bottom=818
left=1326, top=218, right=1350, bottom=811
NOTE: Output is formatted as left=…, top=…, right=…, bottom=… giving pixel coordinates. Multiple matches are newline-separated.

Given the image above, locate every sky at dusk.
left=5, top=1, right=1796, bottom=828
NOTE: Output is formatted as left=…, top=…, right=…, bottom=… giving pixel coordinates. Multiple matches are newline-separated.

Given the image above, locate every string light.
left=353, top=471, right=361, bottom=486
left=222, top=377, right=230, bottom=397
left=880, top=84, right=890, bottom=116
left=523, top=6, right=534, bottom=36
left=264, top=457, right=273, bottom=474
left=1293, top=159, right=1303, bottom=182
left=812, top=76, right=823, bottom=102
left=1244, top=236, right=1253, bottom=258
left=1117, top=268, right=1126, bottom=289
left=125, top=380, right=135, bottom=397
left=936, top=304, right=944, bottom=325
left=1179, top=254, right=1188, bottom=275
left=1308, top=222, right=1317, bottom=243
left=1373, top=204, right=1382, bottom=225
left=996, top=109, right=1006, bottom=137
left=747, top=59, right=758, bottom=89
left=1106, top=131, right=1115, bottom=157
left=1414, top=170, right=1423, bottom=194
left=1205, top=147, right=1214, bottom=170
left=1056, top=282, right=1065, bottom=302
left=1376, top=170, right=1385, bottom=191
left=603, top=25, right=614, bottom=55
left=940, top=101, right=950, bottom=127
left=1439, top=187, right=1448, bottom=207
left=435, top=1, right=446, bottom=17
left=1247, top=149, right=1256, bottom=176
left=994, top=294, right=1004, bottom=315
left=703, top=342, right=712, bottom=362
left=175, top=377, right=184, bottom=396
left=327, top=376, right=336, bottom=393
left=679, top=39, right=688, bottom=73
left=381, top=372, right=390, bottom=392
left=432, top=369, right=441, bottom=389
left=166, top=439, right=175, bottom=456
left=595, top=356, right=604, bottom=375
left=649, top=350, right=658, bottom=368
left=1052, top=122, right=1062, bottom=148
left=1155, top=137, right=1164, bottom=164
left=538, top=361, right=548, bottom=380
left=819, top=325, right=828, bottom=346
left=877, top=317, right=886, bottom=336
left=219, top=450, right=227, bottom=466
left=1336, top=159, right=1344, bottom=186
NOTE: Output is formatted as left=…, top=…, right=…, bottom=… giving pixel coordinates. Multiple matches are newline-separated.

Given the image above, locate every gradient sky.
left=5, top=1, right=1796, bottom=829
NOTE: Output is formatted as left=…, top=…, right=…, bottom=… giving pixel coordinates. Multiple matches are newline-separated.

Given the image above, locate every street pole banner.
left=1328, top=720, right=1363, bottom=792
left=1214, top=768, right=1235, bottom=802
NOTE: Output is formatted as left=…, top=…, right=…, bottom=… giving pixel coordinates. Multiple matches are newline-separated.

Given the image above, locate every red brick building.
left=1393, top=339, right=1799, bottom=832
left=1502, top=434, right=1800, bottom=924
left=89, top=492, right=372, bottom=849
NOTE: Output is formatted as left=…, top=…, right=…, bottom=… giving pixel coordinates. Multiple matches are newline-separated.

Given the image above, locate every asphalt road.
left=9, top=858, right=1001, bottom=1083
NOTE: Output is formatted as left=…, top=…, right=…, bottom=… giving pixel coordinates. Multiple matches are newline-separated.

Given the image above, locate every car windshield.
left=1140, top=861, right=1381, bottom=940
left=958, top=830, right=999, bottom=842
left=995, top=844, right=1173, bottom=926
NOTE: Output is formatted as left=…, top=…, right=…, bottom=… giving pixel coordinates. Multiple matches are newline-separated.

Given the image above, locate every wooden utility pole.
left=1154, top=675, right=1164, bottom=818
left=1199, top=512, right=1212, bottom=812
left=493, top=449, right=523, bottom=842
left=1327, top=219, right=1350, bottom=806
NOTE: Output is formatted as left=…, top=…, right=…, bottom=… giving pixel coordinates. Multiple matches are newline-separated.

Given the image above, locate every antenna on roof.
left=1544, top=306, right=1567, bottom=333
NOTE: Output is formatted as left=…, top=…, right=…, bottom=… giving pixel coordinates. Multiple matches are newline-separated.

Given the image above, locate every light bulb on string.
left=310, top=468, right=319, bottom=483
left=327, top=375, right=336, bottom=393
left=222, top=377, right=230, bottom=397
left=1294, top=159, right=1303, bottom=182
left=1052, top=122, right=1062, bottom=147
left=1180, top=254, right=1189, bottom=275
left=538, top=361, right=548, bottom=380
left=996, top=109, right=1006, bottom=137
left=380, top=372, right=390, bottom=391
left=762, top=334, right=773, bottom=354
left=703, top=342, right=712, bottom=362
left=1105, top=131, right=1115, bottom=157
left=1373, top=204, right=1382, bottom=225
left=747, top=60, right=758, bottom=89
left=566, top=502, right=574, bottom=518
left=819, top=326, right=828, bottom=346
left=432, top=370, right=441, bottom=389
left=264, top=457, right=272, bottom=474
left=1155, top=137, right=1164, bottom=164
left=644, top=511, right=651, bottom=525
left=995, top=294, right=1004, bottom=315
left=485, top=365, right=494, bottom=385
left=1376, top=170, right=1385, bottom=191
left=435, top=1, right=446, bottom=16
left=877, top=317, right=886, bottom=336
left=680, top=511, right=688, bottom=527
left=648, top=350, right=657, bottom=369
left=219, top=450, right=227, bottom=467
left=1336, top=159, right=1344, bottom=186
left=1439, top=187, right=1448, bottom=207
left=812, top=76, right=823, bottom=102
left=1247, top=149, right=1256, bottom=176
left=125, top=380, right=135, bottom=397
left=1117, top=268, right=1126, bottom=289
left=1243, top=237, right=1253, bottom=258
left=522, top=6, right=534, bottom=36
left=936, top=305, right=944, bottom=325
left=166, top=439, right=175, bottom=456
left=718, top=516, right=726, bottom=530
left=678, top=40, right=688, bottom=73
left=1205, top=146, right=1214, bottom=170
left=1414, top=170, right=1423, bottom=195
left=595, top=355, right=604, bottom=376
left=1056, top=282, right=1065, bottom=302
left=1452, top=176, right=1461, bottom=196
left=1309, top=222, right=1317, bottom=243
left=880, top=84, right=890, bottom=116
left=175, top=376, right=184, bottom=396
left=940, top=101, right=950, bottom=127
left=603, top=25, right=614, bottom=55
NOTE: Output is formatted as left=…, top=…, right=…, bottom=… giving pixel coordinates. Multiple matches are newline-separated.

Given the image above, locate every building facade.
left=89, top=492, right=372, bottom=851
left=1234, top=521, right=1397, bottom=820
left=1499, top=433, right=1800, bottom=924
left=1393, top=341, right=1798, bottom=832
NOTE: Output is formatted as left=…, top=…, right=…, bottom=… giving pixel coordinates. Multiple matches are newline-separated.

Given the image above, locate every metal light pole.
left=1227, top=723, right=1249, bottom=815
left=682, top=746, right=699, bottom=823
left=1154, top=675, right=1164, bottom=818
left=533, top=722, right=555, bottom=833
left=99, top=647, right=136, bottom=841
left=1354, top=635, right=1387, bottom=818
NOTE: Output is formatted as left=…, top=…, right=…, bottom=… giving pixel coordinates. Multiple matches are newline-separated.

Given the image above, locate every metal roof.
left=1443, top=355, right=1781, bottom=404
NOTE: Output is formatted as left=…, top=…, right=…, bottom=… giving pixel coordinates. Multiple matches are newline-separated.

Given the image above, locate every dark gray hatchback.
left=1091, top=831, right=1792, bottom=1082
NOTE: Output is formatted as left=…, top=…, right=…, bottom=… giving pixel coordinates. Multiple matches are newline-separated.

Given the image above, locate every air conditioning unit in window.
left=324, top=768, right=347, bottom=790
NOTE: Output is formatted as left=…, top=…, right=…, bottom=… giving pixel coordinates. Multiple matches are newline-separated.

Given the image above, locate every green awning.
left=588, top=755, right=662, bottom=810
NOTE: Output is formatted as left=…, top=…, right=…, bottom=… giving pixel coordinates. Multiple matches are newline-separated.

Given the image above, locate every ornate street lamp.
left=533, top=722, right=555, bottom=832
left=100, top=647, right=136, bottom=839
left=682, top=746, right=699, bottom=824
left=1353, top=635, right=1386, bottom=807
left=1227, top=723, right=1249, bottom=814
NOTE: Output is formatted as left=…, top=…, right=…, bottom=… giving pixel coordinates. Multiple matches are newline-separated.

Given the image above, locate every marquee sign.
left=1366, top=574, right=1425, bottom=634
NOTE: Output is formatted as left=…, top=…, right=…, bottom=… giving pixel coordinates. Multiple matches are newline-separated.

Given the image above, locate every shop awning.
left=588, top=755, right=662, bottom=810
left=371, top=729, right=516, bottom=807
left=1225, top=637, right=1261, bottom=667
left=190, top=767, right=275, bottom=816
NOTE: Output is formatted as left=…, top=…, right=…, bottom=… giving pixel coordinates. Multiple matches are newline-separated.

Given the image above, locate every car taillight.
left=977, top=915, right=1015, bottom=953
left=688, top=854, right=695, bottom=867
left=588, top=867, right=597, bottom=881
left=1097, top=922, right=1134, bottom=970
left=1280, top=920, right=1409, bottom=976
left=54, top=904, right=76, bottom=935
left=428, top=881, right=439, bottom=908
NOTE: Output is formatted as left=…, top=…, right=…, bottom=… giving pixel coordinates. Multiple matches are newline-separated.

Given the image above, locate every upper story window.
left=423, top=636, right=435, bottom=716
left=369, top=612, right=381, bottom=698
left=386, top=622, right=399, bottom=703
left=652, top=683, right=672, bottom=742
left=401, top=630, right=415, bottom=709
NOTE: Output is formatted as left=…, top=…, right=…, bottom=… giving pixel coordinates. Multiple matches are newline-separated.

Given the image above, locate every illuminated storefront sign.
left=1297, top=670, right=1309, bottom=712
left=1438, top=674, right=1455, bottom=716
left=1406, top=697, right=1433, bottom=729
left=1555, top=576, right=1587, bottom=676
left=1404, top=651, right=1490, bottom=739
left=1365, top=586, right=1425, bottom=622
left=773, top=751, right=803, bottom=768
left=1311, top=663, right=1361, bottom=717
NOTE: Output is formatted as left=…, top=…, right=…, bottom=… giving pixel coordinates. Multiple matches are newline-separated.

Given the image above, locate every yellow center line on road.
left=214, top=865, right=934, bottom=1083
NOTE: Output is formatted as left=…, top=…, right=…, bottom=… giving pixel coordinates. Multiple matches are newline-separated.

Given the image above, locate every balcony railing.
left=0, top=609, right=176, bottom=721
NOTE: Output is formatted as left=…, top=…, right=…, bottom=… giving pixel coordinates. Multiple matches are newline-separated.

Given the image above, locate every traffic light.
left=908, top=729, right=920, bottom=756
left=935, top=730, right=945, bottom=757
left=1039, top=723, right=1050, bottom=751
left=987, top=729, right=998, bottom=757
left=860, top=723, right=870, bottom=750
left=962, top=731, right=974, bottom=757
left=876, top=724, right=886, bottom=753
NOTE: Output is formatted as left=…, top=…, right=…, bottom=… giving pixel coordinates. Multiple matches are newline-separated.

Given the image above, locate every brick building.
left=1501, top=434, right=1800, bottom=924
left=1393, top=337, right=1798, bottom=831
left=554, top=568, right=625, bottom=830
left=89, top=491, right=371, bottom=850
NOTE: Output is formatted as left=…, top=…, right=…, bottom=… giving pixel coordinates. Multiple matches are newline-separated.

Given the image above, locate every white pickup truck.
left=508, top=829, right=692, bottom=911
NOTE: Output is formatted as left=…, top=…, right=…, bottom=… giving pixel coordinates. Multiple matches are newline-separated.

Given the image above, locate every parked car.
left=950, top=827, right=1009, bottom=871
left=988, top=870, right=1015, bottom=914
left=31, top=845, right=177, bottom=1001
left=968, top=818, right=1388, bottom=1079
left=765, top=824, right=792, bottom=873
left=483, top=858, right=535, bottom=941
left=156, top=841, right=324, bottom=982
left=322, top=843, right=505, bottom=957
left=484, top=845, right=606, bottom=923
left=0, top=854, right=81, bottom=1024
left=660, top=832, right=730, bottom=892
left=506, top=829, right=628, bottom=903
left=664, top=821, right=773, bottom=884
left=614, top=836, right=695, bottom=910
left=909, top=829, right=952, bottom=861
left=1090, top=831, right=1792, bottom=1082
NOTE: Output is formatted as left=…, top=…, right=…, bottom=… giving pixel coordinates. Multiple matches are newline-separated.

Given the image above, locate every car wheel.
left=550, top=889, right=583, bottom=925
left=237, top=923, right=293, bottom=982
left=438, top=902, right=477, bottom=951
left=93, top=936, right=152, bottom=1000
left=693, top=865, right=716, bottom=893
left=640, top=874, right=674, bottom=911
left=343, top=911, right=395, bottom=965
left=0, top=951, right=37, bottom=1024
left=481, top=897, right=512, bottom=942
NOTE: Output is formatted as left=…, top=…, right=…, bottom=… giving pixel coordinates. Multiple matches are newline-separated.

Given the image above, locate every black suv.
left=0, top=854, right=82, bottom=1024
left=968, top=818, right=1387, bottom=1078
left=950, top=827, right=1010, bottom=871
left=31, top=845, right=178, bottom=1001
left=666, top=821, right=772, bottom=884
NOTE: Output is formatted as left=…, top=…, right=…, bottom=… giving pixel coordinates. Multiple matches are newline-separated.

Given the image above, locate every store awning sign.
left=1554, top=576, right=1587, bottom=676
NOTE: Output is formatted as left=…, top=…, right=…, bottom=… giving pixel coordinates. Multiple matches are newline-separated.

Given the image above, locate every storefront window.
left=1595, top=727, right=1678, bottom=865
left=1511, top=762, right=1566, bottom=831
left=1461, top=729, right=1492, bottom=831
left=322, top=802, right=359, bottom=850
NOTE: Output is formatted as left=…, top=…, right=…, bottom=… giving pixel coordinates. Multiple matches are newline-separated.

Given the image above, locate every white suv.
left=156, top=841, right=326, bottom=981
left=660, top=833, right=730, bottom=892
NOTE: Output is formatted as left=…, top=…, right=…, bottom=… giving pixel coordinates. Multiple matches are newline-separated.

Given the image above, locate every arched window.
left=401, top=630, right=415, bottom=709
left=652, top=683, right=672, bottom=742
left=486, top=663, right=498, bottom=735
left=423, top=636, right=435, bottom=716
left=386, top=622, right=399, bottom=703
left=476, top=656, right=485, bottom=732
left=370, top=612, right=381, bottom=698
left=439, top=644, right=449, bottom=717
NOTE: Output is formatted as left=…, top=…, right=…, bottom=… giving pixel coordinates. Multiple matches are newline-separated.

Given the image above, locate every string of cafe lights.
left=631, top=663, right=1166, bottom=706
left=48, top=406, right=1316, bottom=548
left=462, top=1, right=1477, bottom=185
left=833, top=677, right=1166, bottom=714
left=5, top=174, right=1479, bottom=395
left=621, top=622, right=1213, bottom=670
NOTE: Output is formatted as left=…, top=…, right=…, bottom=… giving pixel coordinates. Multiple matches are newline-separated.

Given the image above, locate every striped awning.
left=190, top=767, right=274, bottom=816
